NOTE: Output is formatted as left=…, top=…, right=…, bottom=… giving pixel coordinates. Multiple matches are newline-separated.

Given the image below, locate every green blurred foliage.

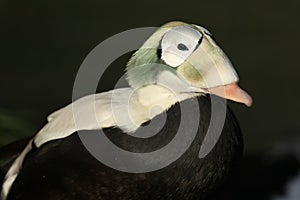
left=0, top=108, right=34, bottom=147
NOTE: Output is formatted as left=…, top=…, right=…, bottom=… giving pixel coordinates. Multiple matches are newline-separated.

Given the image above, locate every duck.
left=0, top=21, right=252, bottom=200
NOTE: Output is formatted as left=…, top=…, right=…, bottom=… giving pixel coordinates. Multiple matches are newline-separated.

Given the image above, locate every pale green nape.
left=125, top=21, right=191, bottom=89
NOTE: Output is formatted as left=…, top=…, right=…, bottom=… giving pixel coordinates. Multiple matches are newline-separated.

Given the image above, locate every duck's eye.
left=177, top=43, right=189, bottom=51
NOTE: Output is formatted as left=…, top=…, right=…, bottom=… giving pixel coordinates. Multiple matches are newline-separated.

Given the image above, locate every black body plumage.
left=2, top=95, right=243, bottom=200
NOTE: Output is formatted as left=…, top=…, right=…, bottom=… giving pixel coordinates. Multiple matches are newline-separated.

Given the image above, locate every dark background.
left=0, top=0, right=299, bottom=156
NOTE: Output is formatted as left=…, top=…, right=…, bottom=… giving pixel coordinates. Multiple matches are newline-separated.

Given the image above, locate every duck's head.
left=126, top=21, right=252, bottom=106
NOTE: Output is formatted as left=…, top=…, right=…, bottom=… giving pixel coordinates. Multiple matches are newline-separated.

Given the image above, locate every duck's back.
left=4, top=95, right=243, bottom=200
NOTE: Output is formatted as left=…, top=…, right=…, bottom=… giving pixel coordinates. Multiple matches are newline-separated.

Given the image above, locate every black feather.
left=4, top=95, right=243, bottom=200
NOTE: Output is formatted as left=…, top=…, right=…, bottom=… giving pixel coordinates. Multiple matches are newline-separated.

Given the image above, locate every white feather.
left=1, top=141, right=33, bottom=200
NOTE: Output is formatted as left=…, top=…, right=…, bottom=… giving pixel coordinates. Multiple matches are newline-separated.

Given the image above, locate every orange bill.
left=208, top=83, right=253, bottom=107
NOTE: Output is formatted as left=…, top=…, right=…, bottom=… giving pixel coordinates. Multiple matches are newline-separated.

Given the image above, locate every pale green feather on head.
left=125, top=21, right=191, bottom=89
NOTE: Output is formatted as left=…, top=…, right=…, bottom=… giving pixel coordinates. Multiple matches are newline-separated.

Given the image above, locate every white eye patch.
left=161, top=26, right=202, bottom=67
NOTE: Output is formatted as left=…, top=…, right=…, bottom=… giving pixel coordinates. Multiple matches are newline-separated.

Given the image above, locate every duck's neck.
left=133, top=70, right=205, bottom=115
left=134, top=84, right=201, bottom=119
left=115, top=69, right=206, bottom=133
